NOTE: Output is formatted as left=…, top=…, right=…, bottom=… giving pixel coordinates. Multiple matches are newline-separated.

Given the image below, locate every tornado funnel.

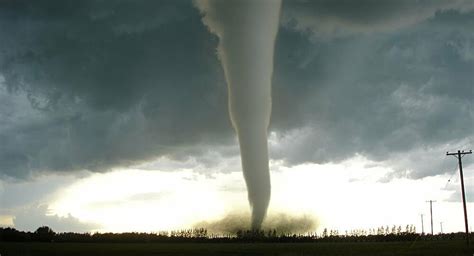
left=196, top=0, right=281, bottom=229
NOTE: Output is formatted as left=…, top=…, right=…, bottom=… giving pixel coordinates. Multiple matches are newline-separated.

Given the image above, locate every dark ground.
left=0, top=240, right=473, bottom=256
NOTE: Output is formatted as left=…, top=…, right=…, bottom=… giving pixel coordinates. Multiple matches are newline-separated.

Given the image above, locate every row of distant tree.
left=323, top=224, right=417, bottom=237
left=0, top=226, right=471, bottom=243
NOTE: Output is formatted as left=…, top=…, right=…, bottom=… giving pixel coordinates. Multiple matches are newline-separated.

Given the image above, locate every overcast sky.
left=0, top=0, right=473, bottom=233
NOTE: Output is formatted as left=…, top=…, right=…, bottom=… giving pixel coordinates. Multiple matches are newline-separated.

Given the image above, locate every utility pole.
left=447, top=150, right=472, bottom=245
left=440, top=222, right=443, bottom=234
left=426, top=200, right=436, bottom=235
left=421, top=214, right=425, bottom=235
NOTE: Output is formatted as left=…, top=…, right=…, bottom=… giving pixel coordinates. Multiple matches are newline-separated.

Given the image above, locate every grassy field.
left=1, top=240, right=473, bottom=256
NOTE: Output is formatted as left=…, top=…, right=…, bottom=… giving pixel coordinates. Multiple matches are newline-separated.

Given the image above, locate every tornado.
left=195, top=0, right=281, bottom=229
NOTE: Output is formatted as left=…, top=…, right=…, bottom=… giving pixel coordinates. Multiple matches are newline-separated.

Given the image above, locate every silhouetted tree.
left=34, top=226, right=55, bottom=242
left=0, top=227, right=31, bottom=242
left=322, top=228, right=328, bottom=238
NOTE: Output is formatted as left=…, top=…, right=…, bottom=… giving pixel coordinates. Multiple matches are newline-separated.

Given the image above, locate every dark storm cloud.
left=281, top=0, right=474, bottom=39
left=0, top=0, right=232, bottom=179
left=270, top=7, right=474, bottom=178
left=0, top=0, right=472, bottom=179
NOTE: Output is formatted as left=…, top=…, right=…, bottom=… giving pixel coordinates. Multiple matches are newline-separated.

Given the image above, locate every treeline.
left=0, top=226, right=471, bottom=243
left=0, top=227, right=209, bottom=243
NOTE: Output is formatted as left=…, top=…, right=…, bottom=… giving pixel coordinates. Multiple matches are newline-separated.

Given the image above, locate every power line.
left=447, top=149, right=472, bottom=245
left=444, top=161, right=461, bottom=189
left=426, top=200, right=436, bottom=235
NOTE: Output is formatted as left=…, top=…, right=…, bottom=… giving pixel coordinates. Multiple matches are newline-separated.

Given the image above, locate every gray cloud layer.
left=281, top=0, right=474, bottom=39
left=13, top=205, right=100, bottom=232
left=0, top=0, right=232, bottom=179
left=0, top=0, right=472, bottom=180
left=272, top=5, right=473, bottom=177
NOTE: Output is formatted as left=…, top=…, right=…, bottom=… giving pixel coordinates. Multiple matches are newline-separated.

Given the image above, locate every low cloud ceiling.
left=0, top=0, right=472, bottom=179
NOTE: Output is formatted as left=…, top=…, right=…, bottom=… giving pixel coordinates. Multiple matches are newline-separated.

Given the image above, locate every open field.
left=1, top=240, right=473, bottom=256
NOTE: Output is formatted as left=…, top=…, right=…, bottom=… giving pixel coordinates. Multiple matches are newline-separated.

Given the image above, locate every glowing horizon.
left=21, top=155, right=467, bottom=235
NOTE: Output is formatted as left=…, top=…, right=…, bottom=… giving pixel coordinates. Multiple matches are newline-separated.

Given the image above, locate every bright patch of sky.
left=1, top=156, right=466, bottom=234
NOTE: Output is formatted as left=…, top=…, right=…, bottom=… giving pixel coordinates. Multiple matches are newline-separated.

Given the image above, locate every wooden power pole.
left=426, top=200, right=436, bottom=235
left=447, top=150, right=472, bottom=245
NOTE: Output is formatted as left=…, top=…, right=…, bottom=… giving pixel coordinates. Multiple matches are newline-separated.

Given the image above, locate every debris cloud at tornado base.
left=195, top=0, right=281, bottom=230
left=194, top=211, right=318, bottom=235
